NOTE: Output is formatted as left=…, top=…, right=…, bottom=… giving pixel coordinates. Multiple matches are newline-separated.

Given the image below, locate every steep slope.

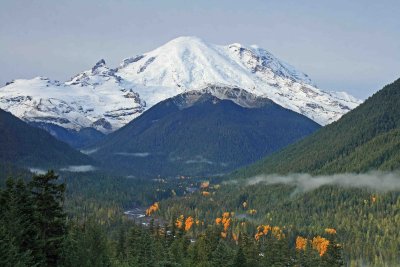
left=233, top=78, right=400, bottom=177
left=0, top=108, right=93, bottom=168
left=89, top=86, right=320, bottom=177
left=0, top=37, right=360, bottom=144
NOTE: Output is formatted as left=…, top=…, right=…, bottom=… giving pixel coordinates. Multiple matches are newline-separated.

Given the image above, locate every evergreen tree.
left=61, top=220, right=112, bottom=267
left=325, top=234, right=344, bottom=267
left=126, top=224, right=141, bottom=265
left=116, top=227, right=127, bottom=260
left=0, top=224, right=32, bottom=267
left=14, top=179, right=43, bottom=262
left=233, top=246, right=246, bottom=267
left=211, top=240, right=233, bottom=267
left=0, top=178, right=42, bottom=266
left=138, top=230, right=156, bottom=267
left=29, top=171, right=67, bottom=266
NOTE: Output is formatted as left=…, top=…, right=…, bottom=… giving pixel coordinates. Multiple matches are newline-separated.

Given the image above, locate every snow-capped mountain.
left=0, top=61, right=146, bottom=133
left=0, top=36, right=361, bottom=134
left=116, top=36, right=361, bottom=125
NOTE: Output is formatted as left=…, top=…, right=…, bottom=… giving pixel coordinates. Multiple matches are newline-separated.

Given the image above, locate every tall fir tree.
left=29, top=171, right=67, bottom=266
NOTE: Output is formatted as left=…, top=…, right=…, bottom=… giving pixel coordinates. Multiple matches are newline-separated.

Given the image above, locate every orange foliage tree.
left=175, top=215, right=184, bottom=229
left=254, top=225, right=284, bottom=241
left=312, top=236, right=330, bottom=256
left=325, top=228, right=337, bottom=235
left=295, top=236, right=308, bottom=251
left=185, top=216, right=194, bottom=231
left=215, top=212, right=232, bottom=238
left=145, top=202, right=159, bottom=216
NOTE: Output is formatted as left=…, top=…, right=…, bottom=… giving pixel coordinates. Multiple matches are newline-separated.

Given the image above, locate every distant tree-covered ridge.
left=0, top=109, right=93, bottom=168
left=233, top=78, right=400, bottom=177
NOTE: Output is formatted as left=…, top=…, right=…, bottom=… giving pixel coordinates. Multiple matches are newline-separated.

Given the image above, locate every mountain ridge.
left=0, top=36, right=360, bottom=141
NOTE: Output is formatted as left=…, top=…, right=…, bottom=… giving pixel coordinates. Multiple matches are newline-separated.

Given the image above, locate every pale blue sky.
left=1, top=0, right=399, bottom=99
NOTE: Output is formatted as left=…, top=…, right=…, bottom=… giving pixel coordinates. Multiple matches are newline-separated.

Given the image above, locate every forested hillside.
left=233, top=78, right=400, bottom=177
left=90, top=89, right=320, bottom=177
left=158, top=179, right=400, bottom=266
left=0, top=109, right=93, bottom=168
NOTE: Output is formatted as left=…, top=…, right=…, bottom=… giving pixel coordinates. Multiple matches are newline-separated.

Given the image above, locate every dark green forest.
left=1, top=171, right=349, bottom=267
left=0, top=109, right=93, bottom=168
left=1, top=170, right=398, bottom=266
left=89, top=91, right=319, bottom=177
left=233, top=78, right=400, bottom=178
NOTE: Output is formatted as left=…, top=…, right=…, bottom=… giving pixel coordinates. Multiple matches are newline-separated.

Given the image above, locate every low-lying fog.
left=60, top=165, right=97, bottom=172
left=229, top=172, right=400, bottom=193
left=29, top=165, right=97, bottom=174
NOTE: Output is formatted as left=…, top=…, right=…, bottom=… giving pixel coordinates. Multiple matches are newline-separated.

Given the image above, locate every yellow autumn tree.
left=272, top=226, right=284, bottom=240
left=255, top=225, right=271, bottom=241
left=223, top=218, right=231, bottom=232
left=185, top=216, right=194, bottom=231
left=255, top=225, right=284, bottom=241
left=263, top=225, right=271, bottom=235
left=232, top=232, right=238, bottom=241
left=215, top=212, right=232, bottom=238
left=325, top=228, right=337, bottom=235
left=248, top=209, right=257, bottom=215
left=221, top=212, right=231, bottom=232
left=312, top=236, right=330, bottom=256
left=145, top=202, right=159, bottom=216
left=296, top=236, right=308, bottom=251
left=175, top=215, right=184, bottom=229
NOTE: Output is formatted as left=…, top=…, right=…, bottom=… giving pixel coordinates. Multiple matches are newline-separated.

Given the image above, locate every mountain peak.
left=167, top=36, right=205, bottom=44
left=228, top=42, right=244, bottom=49
left=92, top=59, right=107, bottom=71
left=150, top=36, right=211, bottom=55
